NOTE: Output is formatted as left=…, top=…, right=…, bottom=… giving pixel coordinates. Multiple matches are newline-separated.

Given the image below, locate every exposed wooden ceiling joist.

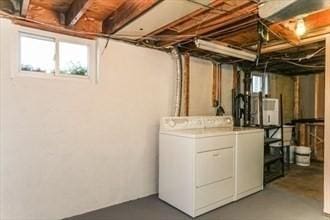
left=305, top=8, right=330, bottom=31
left=158, top=1, right=257, bottom=47
left=102, top=0, right=162, bottom=34
left=268, top=22, right=300, bottom=45
left=146, top=0, right=225, bottom=38
left=66, top=0, right=94, bottom=26
left=261, top=33, right=327, bottom=54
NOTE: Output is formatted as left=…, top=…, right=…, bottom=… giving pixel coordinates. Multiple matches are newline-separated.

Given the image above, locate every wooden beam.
left=293, top=76, right=300, bottom=119
left=232, top=64, right=239, bottom=90
left=147, top=0, right=225, bottom=38
left=66, top=0, right=94, bottom=26
left=21, top=0, right=30, bottom=17
left=103, top=0, right=161, bottom=34
left=183, top=53, right=190, bottom=116
left=261, top=9, right=330, bottom=53
left=314, top=74, right=320, bottom=119
left=159, top=2, right=257, bottom=47
left=261, top=34, right=327, bottom=54
left=324, top=36, right=330, bottom=215
left=269, top=22, right=300, bottom=45
left=212, top=63, right=218, bottom=107
left=20, top=4, right=101, bottom=38
left=305, top=8, right=330, bottom=32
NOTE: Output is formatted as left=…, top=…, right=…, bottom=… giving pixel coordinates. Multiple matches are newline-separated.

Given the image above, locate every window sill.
left=13, top=72, right=92, bottom=81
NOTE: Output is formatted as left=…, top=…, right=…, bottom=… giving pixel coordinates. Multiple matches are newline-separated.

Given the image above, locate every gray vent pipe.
left=171, top=47, right=183, bottom=117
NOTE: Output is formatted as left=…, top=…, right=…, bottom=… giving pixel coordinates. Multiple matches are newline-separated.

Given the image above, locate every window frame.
left=251, top=72, right=269, bottom=95
left=56, top=39, right=91, bottom=78
left=13, top=26, right=96, bottom=81
left=19, top=32, right=57, bottom=76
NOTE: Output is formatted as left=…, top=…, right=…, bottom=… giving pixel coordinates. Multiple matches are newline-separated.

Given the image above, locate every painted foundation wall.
left=189, top=62, right=233, bottom=116
left=0, top=19, right=235, bottom=219
left=269, top=74, right=294, bottom=123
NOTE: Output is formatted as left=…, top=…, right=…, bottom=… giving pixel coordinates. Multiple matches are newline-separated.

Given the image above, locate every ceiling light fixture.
left=195, top=39, right=256, bottom=61
left=295, top=18, right=306, bottom=37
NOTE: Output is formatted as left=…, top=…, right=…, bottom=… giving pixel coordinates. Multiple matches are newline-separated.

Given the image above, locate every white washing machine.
left=159, top=116, right=264, bottom=217
left=234, top=127, right=264, bottom=200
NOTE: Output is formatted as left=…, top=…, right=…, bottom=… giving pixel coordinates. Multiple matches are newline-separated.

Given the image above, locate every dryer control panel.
left=160, top=116, right=233, bottom=131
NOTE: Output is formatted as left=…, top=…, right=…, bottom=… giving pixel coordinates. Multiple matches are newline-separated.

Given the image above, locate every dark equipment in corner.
left=232, top=71, right=252, bottom=127
left=216, top=105, right=225, bottom=116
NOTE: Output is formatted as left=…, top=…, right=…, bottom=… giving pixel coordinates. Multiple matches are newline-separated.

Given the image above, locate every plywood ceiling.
left=30, top=0, right=75, bottom=12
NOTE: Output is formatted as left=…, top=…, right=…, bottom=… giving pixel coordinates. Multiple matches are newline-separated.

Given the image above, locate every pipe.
left=244, top=71, right=252, bottom=126
left=171, top=47, right=183, bottom=117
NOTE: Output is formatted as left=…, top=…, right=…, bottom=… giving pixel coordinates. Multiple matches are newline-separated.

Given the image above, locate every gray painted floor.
left=65, top=185, right=329, bottom=220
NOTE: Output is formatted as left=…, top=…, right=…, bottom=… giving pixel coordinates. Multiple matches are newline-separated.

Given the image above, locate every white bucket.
left=295, top=146, right=312, bottom=166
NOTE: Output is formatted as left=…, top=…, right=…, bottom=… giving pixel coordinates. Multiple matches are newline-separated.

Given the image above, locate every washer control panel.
left=160, top=116, right=233, bottom=131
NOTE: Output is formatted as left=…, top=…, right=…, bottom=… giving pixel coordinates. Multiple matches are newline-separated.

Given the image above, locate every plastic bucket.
left=295, top=146, right=312, bottom=166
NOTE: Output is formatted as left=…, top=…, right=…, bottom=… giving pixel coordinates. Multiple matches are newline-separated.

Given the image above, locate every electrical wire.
left=186, top=0, right=229, bottom=13
left=273, top=47, right=325, bottom=61
left=283, top=60, right=325, bottom=68
left=1, top=0, right=321, bottom=63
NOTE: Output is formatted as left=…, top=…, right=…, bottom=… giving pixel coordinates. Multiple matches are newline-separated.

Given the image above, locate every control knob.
left=168, top=119, right=176, bottom=127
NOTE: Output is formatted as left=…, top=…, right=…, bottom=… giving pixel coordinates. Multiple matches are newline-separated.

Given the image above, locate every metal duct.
left=0, top=0, right=20, bottom=14
left=259, top=0, right=330, bottom=22
left=0, top=0, right=14, bottom=13
left=172, top=47, right=183, bottom=117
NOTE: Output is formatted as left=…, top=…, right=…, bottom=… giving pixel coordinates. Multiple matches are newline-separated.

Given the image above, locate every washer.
left=234, top=127, right=264, bottom=200
left=159, top=116, right=264, bottom=217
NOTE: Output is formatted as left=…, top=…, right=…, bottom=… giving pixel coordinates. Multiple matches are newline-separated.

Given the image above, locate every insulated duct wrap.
left=171, top=47, right=183, bottom=117
left=259, top=0, right=330, bottom=23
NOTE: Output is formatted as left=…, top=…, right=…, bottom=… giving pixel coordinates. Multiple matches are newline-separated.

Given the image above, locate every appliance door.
left=196, top=147, right=234, bottom=187
left=236, top=131, right=264, bottom=197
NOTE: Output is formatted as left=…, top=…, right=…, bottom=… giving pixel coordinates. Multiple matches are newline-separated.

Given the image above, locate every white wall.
left=189, top=57, right=214, bottom=115
left=221, top=64, right=234, bottom=115
left=189, top=61, right=233, bottom=116
left=0, top=19, right=172, bottom=220
left=0, top=19, right=233, bottom=219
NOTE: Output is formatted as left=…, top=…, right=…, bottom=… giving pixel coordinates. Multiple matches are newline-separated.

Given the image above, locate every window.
left=59, top=42, right=88, bottom=76
left=252, top=72, right=269, bottom=95
left=252, top=75, right=263, bottom=93
left=18, top=31, right=94, bottom=79
left=20, top=34, right=55, bottom=74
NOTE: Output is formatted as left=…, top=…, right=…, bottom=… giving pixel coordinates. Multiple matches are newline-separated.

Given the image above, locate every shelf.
left=263, top=125, right=281, bottom=130
left=265, top=138, right=282, bottom=144
left=264, top=170, right=284, bottom=184
left=264, top=154, right=283, bottom=165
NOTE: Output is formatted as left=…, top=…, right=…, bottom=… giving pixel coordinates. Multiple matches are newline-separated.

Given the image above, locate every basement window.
left=59, top=42, right=88, bottom=76
left=20, top=33, right=56, bottom=74
left=252, top=72, right=269, bottom=95
left=17, top=30, right=95, bottom=79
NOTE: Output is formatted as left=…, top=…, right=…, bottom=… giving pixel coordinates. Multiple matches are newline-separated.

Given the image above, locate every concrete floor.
left=65, top=163, right=328, bottom=220
left=272, top=162, right=324, bottom=201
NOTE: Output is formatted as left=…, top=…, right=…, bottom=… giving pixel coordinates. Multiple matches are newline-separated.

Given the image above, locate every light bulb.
left=295, top=18, right=306, bottom=36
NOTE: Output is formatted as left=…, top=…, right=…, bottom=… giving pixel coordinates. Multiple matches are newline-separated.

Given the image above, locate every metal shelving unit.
left=259, top=94, right=285, bottom=185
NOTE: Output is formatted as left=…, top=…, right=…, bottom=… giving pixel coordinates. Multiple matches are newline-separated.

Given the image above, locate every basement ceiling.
left=0, top=0, right=329, bottom=74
